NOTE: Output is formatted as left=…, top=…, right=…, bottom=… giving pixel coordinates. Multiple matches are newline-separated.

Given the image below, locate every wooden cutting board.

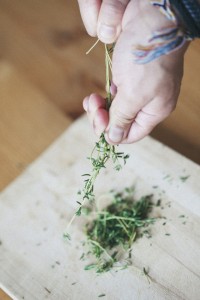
left=0, top=115, right=199, bottom=300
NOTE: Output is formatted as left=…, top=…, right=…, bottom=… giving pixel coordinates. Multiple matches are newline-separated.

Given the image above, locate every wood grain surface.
left=0, top=1, right=199, bottom=299
left=0, top=116, right=200, bottom=300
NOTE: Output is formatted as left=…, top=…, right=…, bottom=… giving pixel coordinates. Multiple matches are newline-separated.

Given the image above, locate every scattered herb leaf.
left=152, top=185, right=158, bottom=189
left=63, top=233, right=71, bottom=241
left=156, top=199, right=161, bottom=206
left=180, top=175, right=190, bottom=182
left=143, top=267, right=151, bottom=284
left=179, top=215, right=185, bottom=218
left=44, top=287, right=51, bottom=294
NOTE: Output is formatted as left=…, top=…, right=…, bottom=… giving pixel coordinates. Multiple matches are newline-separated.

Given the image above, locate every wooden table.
left=0, top=62, right=72, bottom=300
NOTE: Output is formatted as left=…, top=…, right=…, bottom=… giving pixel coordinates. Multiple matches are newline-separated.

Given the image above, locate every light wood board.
left=0, top=115, right=200, bottom=300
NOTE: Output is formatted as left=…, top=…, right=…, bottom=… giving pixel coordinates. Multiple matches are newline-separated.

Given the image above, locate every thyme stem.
left=83, top=190, right=156, bottom=273
left=88, top=239, right=114, bottom=262
left=64, top=43, right=129, bottom=239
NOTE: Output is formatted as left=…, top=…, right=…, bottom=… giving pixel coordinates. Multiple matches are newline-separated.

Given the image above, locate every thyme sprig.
left=77, top=44, right=129, bottom=215
left=83, top=188, right=156, bottom=273
left=64, top=43, right=129, bottom=238
left=77, top=134, right=129, bottom=215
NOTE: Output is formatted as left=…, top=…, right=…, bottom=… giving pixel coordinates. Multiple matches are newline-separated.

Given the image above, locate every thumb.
left=106, top=89, right=138, bottom=144
left=97, top=0, right=130, bottom=43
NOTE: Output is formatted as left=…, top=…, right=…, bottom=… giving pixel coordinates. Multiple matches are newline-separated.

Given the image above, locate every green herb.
left=76, top=44, right=129, bottom=216
left=80, top=253, right=85, bottom=260
left=180, top=175, right=190, bottom=182
left=179, top=214, right=185, bottom=218
left=142, top=229, right=152, bottom=239
left=83, top=189, right=156, bottom=273
left=152, top=185, right=158, bottom=189
left=44, top=287, right=51, bottom=294
left=163, top=174, right=171, bottom=180
left=64, top=43, right=129, bottom=237
left=63, top=233, right=71, bottom=241
left=143, top=267, right=151, bottom=284
left=156, top=199, right=161, bottom=206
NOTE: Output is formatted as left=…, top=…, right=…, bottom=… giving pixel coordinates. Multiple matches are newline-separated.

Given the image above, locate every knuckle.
left=111, top=109, right=134, bottom=127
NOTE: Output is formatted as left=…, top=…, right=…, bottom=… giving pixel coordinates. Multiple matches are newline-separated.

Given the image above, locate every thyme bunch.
left=82, top=188, right=156, bottom=273
left=76, top=43, right=129, bottom=215
left=77, top=44, right=129, bottom=216
left=64, top=43, right=129, bottom=238
left=77, top=133, right=129, bottom=216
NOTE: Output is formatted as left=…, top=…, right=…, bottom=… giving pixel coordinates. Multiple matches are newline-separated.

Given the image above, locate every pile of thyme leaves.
left=82, top=188, right=156, bottom=273
left=63, top=43, right=129, bottom=239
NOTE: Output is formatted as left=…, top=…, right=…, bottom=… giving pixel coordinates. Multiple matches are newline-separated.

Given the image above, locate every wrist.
left=124, top=1, right=175, bottom=44
left=169, top=0, right=200, bottom=39
left=128, top=0, right=189, bottom=64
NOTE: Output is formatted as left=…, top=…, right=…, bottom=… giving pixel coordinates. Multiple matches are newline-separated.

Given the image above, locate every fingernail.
left=99, top=24, right=116, bottom=40
left=108, top=126, right=124, bottom=143
left=110, top=81, right=117, bottom=96
left=83, top=96, right=89, bottom=112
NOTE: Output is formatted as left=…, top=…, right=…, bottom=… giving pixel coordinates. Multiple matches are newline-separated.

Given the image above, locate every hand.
left=77, top=0, right=130, bottom=43
left=79, top=0, right=189, bottom=144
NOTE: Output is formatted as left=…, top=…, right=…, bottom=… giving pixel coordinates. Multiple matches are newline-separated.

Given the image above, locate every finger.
left=97, top=0, right=130, bottom=43
left=83, top=94, right=108, bottom=134
left=122, top=96, right=176, bottom=144
left=77, top=0, right=101, bottom=36
left=105, top=88, right=142, bottom=144
left=93, top=108, right=109, bottom=136
left=83, top=96, right=89, bottom=112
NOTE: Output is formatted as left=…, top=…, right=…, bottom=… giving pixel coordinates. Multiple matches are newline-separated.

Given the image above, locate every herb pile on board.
left=82, top=188, right=156, bottom=273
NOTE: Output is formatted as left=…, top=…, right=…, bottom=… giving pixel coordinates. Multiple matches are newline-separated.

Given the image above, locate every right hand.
left=78, top=1, right=188, bottom=144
